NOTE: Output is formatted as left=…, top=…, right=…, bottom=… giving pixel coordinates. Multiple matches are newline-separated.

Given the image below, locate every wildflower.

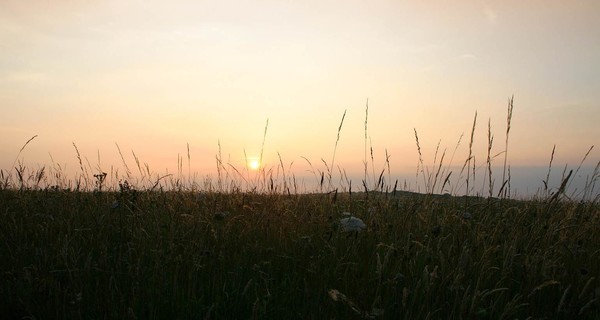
left=339, top=212, right=366, bottom=232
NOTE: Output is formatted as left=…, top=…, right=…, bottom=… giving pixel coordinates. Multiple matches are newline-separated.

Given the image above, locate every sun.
left=248, top=159, right=261, bottom=171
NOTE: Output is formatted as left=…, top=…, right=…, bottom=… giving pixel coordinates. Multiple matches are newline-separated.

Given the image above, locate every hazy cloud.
left=403, top=43, right=443, bottom=54
left=1, top=71, right=49, bottom=83
left=483, top=4, right=497, bottom=24
left=455, top=53, right=477, bottom=60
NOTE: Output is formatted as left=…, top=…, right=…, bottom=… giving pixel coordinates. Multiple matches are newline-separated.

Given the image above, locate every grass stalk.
left=500, top=96, right=514, bottom=198
left=329, top=109, right=346, bottom=190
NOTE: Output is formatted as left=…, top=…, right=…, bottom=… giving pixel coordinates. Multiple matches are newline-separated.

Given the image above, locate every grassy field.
left=1, top=187, right=599, bottom=319
left=1, top=101, right=599, bottom=319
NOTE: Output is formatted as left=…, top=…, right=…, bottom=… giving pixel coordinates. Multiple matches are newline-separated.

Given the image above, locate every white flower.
left=339, top=213, right=367, bottom=232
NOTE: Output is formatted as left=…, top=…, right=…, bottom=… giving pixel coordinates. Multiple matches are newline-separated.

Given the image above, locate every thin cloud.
left=1, top=72, right=49, bottom=83
left=455, top=53, right=477, bottom=60
left=402, top=43, right=443, bottom=54
left=483, top=4, right=497, bottom=24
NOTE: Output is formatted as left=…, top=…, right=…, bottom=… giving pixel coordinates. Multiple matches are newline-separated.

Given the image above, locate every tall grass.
left=1, top=97, right=599, bottom=319
left=500, top=95, right=514, bottom=198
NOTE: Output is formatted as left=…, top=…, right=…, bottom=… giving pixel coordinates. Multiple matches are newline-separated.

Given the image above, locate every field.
left=1, top=187, right=599, bottom=319
left=1, top=102, right=599, bottom=319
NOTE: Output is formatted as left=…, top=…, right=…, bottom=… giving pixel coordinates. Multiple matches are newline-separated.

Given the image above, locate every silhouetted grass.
left=1, top=188, right=598, bottom=319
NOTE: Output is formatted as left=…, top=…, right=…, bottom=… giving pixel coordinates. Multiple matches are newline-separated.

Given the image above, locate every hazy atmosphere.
left=1, top=0, right=599, bottom=196
left=2, top=2, right=600, bottom=318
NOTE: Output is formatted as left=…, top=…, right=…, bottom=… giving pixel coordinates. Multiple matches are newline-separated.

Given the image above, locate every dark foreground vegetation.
left=1, top=187, right=599, bottom=319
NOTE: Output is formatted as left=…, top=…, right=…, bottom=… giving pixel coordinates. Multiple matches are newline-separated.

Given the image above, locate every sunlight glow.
left=248, top=159, right=260, bottom=171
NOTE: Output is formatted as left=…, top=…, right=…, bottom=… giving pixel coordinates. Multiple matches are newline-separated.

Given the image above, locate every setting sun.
left=248, top=159, right=261, bottom=171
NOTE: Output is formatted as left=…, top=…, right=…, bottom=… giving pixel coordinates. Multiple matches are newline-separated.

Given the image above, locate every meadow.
left=1, top=100, right=599, bottom=319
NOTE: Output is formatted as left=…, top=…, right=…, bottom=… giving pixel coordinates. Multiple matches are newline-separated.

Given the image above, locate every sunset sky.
left=1, top=0, right=599, bottom=195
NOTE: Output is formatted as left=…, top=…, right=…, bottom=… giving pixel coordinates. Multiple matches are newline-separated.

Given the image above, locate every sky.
left=1, top=0, right=599, bottom=196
